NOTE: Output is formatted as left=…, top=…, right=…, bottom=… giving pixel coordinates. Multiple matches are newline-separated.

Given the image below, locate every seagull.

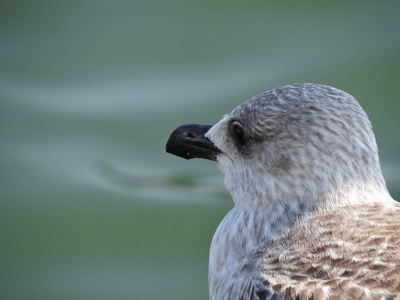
left=165, top=83, right=400, bottom=300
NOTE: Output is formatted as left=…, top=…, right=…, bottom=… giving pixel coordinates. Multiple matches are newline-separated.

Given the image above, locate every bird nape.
left=165, top=83, right=400, bottom=300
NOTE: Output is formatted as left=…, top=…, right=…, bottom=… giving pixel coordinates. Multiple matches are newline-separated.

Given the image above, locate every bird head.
left=166, top=83, right=388, bottom=211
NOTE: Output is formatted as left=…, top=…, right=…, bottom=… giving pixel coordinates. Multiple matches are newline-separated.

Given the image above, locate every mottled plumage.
left=165, top=83, right=400, bottom=300
left=261, top=202, right=400, bottom=299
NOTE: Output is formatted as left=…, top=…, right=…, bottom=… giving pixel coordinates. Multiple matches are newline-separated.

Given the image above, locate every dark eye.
left=232, top=122, right=248, bottom=147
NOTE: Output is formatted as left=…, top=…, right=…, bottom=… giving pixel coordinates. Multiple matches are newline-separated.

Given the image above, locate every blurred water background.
left=1, top=1, right=399, bottom=299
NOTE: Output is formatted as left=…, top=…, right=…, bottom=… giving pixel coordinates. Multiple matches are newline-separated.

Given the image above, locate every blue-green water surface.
left=1, top=1, right=400, bottom=299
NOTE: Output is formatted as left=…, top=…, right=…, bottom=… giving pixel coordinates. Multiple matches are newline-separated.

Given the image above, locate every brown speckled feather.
left=261, top=202, right=400, bottom=299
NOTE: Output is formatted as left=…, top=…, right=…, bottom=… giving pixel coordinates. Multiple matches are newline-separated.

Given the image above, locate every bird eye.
left=232, top=122, right=248, bottom=147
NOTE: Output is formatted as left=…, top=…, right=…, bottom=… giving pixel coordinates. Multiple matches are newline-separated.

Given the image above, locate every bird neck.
left=226, top=166, right=392, bottom=214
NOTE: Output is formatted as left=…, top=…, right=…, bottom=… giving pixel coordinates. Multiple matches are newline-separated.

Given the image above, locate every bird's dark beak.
left=165, top=124, right=221, bottom=161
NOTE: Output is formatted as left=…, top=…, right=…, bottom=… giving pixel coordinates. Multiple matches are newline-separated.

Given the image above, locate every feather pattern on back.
left=261, top=202, right=400, bottom=299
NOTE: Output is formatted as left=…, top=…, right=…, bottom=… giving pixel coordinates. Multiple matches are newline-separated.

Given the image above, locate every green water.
left=1, top=1, right=399, bottom=299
